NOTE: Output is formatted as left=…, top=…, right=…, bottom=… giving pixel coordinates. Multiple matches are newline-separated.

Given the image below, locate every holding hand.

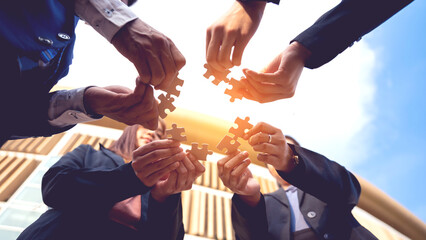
left=112, top=18, right=186, bottom=91
left=131, top=139, right=185, bottom=187
left=244, top=122, right=296, bottom=172
left=151, top=153, right=205, bottom=202
left=206, top=1, right=266, bottom=72
left=217, top=151, right=260, bottom=206
left=241, top=42, right=311, bottom=103
left=83, top=80, right=159, bottom=130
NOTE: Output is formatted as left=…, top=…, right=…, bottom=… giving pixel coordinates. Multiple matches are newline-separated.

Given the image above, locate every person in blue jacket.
left=0, top=0, right=186, bottom=146
left=206, top=0, right=413, bottom=102
left=218, top=122, right=377, bottom=239
left=17, top=119, right=204, bottom=240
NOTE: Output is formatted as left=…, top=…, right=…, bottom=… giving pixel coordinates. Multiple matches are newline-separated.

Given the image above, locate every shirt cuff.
left=48, top=87, right=102, bottom=128
left=75, top=0, right=138, bottom=42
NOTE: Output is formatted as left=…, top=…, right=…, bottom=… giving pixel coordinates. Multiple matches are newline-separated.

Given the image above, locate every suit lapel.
left=99, top=144, right=124, bottom=167
left=270, top=187, right=290, bottom=208
left=297, top=188, right=305, bottom=206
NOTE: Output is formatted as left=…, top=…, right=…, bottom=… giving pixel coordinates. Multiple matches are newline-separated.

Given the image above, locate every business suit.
left=232, top=144, right=378, bottom=240
left=17, top=144, right=184, bottom=240
left=293, top=0, right=413, bottom=69
left=0, top=1, right=78, bottom=142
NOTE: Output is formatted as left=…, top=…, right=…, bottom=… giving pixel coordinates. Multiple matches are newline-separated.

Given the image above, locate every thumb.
left=134, top=77, right=147, bottom=97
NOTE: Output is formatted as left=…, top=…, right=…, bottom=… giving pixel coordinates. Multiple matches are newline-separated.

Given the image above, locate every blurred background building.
left=0, top=108, right=424, bottom=240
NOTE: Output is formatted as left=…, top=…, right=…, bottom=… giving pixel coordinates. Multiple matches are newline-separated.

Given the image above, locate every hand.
left=111, top=18, right=186, bottom=91
left=217, top=151, right=260, bottom=206
left=244, top=122, right=295, bottom=172
left=241, top=41, right=311, bottom=103
left=83, top=81, right=159, bottom=130
left=206, top=1, right=266, bottom=72
left=131, top=139, right=185, bottom=187
left=151, top=153, right=205, bottom=202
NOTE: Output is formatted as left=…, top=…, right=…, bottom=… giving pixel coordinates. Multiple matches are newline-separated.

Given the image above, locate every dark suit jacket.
left=293, top=0, right=413, bottom=69
left=17, top=144, right=184, bottom=240
left=232, top=144, right=378, bottom=240
left=0, top=1, right=78, bottom=142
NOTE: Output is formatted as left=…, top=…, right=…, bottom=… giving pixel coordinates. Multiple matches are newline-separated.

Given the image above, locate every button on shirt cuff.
left=48, top=87, right=102, bottom=128
left=75, top=0, right=138, bottom=42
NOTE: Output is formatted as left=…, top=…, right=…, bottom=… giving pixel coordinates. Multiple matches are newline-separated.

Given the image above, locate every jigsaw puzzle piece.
left=165, top=123, right=187, bottom=142
left=203, top=63, right=230, bottom=86
left=216, top=135, right=241, bottom=155
left=229, top=116, right=253, bottom=139
left=186, top=142, right=213, bottom=160
left=164, top=76, right=184, bottom=97
left=224, top=78, right=245, bottom=102
left=158, top=93, right=176, bottom=119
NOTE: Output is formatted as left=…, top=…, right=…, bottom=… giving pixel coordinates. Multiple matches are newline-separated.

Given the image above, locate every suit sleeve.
left=42, top=145, right=150, bottom=215
left=231, top=194, right=271, bottom=240
left=293, top=0, right=413, bottom=69
left=278, top=144, right=360, bottom=210
left=140, top=193, right=185, bottom=240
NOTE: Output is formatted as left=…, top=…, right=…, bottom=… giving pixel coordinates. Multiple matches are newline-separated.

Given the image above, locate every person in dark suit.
left=217, top=122, right=377, bottom=239
left=206, top=0, right=413, bottom=102
left=17, top=120, right=205, bottom=240
left=0, top=0, right=186, bottom=146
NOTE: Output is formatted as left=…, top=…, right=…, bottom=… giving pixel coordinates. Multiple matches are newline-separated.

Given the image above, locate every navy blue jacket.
left=17, top=144, right=184, bottom=240
left=293, top=0, right=413, bottom=68
left=232, top=144, right=378, bottom=240
left=0, top=1, right=78, bottom=144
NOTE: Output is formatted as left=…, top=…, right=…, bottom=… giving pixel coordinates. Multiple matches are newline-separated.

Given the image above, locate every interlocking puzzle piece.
left=165, top=123, right=187, bottom=142
left=224, top=78, right=245, bottom=102
left=158, top=93, right=176, bottom=119
left=186, top=143, right=213, bottom=160
left=216, top=135, right=241, bottom=155
left=229, top=116, right=253, bottom=140
left=164, top=76, right=184, bottom=97
left=203, top=63, right=230, bottom=85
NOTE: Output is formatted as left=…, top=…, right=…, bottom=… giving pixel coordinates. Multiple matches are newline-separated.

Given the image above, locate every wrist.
left=290, top=41, right=312, bottom=64
left=238, top=192, right=261, bottom=207
left=150, top=189, right=169, bottom=203
left=83, top=86, right=102, bottom=116
left=275, top=145, right=299, bottom=173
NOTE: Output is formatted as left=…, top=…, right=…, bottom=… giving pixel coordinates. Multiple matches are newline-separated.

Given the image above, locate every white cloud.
left=60, top=0, right=378, bottom=169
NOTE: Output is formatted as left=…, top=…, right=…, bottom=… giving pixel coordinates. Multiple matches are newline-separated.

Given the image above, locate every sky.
left=60, top=0, right=426, bottom=223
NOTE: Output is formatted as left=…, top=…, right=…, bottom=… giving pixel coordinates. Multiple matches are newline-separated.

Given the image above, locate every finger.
left=252, top=141, right=281, bottom=155
left=205, top=28, right=212, bottom=55
left=175, top=160, right=188, bottom=190
left=143, top=161, right=180, bottom=187
left=244, top=122, right=275, bottom=140
left=231, top=158, right=251, bottom=178
left=257, top=152, right=281, bottom=166
left=206, top=31, right=226, bottom=72
left=144, top=151, right=186, bottom=178
left=133, top=77, right=147, bottom=97
left=239, top=78, right=280, bottom=103
left=154, top=49, right=178, bottom=91
left=235, top=169, right=250, bottom=191
left=222, top=151, right=249, bottom=178
left=169, top=41, right=186, bottom=70
left=243, top=69, right=281, bottom=84
left=180, top=156, right=195, bottom=183
left=248, top=132, right=270, bottom=146
left=232, top=37, right=248, bottom=66
left=146, top=54, right=165, bottom=87
left=132, top=140, right=181, bottom=162
left=137, top=59, right=152, bottom=84
left=229, top=158, right=250, bottom=189
left=217, top=154, right=234, bottom=175
left=217, top=34, right=235, bottom=69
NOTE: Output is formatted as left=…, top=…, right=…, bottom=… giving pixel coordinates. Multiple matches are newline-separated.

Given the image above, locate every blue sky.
left=62, top=0, right=425, bottom=225
left=352, top=0, right=426, bottom=222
